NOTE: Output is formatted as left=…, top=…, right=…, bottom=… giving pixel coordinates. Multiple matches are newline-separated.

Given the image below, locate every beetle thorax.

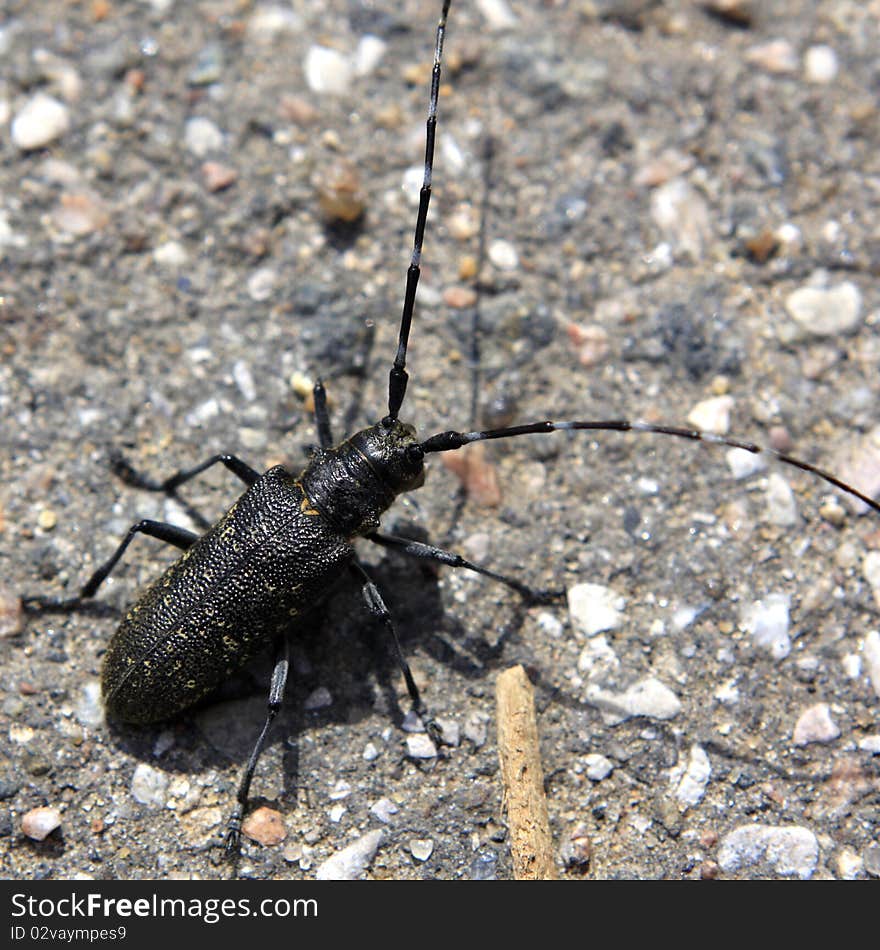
left=300, top=418, right=425, bottom=537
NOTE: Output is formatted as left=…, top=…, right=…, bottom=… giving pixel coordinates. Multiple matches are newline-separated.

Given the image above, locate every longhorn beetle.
left=17, top=1, right=880, bottom=873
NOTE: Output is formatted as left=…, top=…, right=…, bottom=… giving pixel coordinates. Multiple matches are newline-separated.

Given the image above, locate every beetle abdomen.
left=102, top=465, right=353, bottom=723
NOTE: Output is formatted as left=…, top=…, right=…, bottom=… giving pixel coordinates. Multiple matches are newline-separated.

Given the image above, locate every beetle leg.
left=350, top=561, right=441, bottom=746
left=366, top=531, right=564, bottom=605
left=79, top=520, right=199, bottom=600
left=225, top=636, right=290, bottom=857
left=111, top=451, right=260, bottom=493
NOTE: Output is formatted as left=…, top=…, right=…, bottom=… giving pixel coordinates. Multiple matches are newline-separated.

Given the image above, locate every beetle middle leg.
left=366, top=530, right=563, bottom=605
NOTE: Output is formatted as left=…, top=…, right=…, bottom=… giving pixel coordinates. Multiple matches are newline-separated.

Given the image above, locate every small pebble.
left=488, top=238, right=518, bottom=271
left=22, top=806, right=62, bottom=841
left=370, top=798, right=399, bottom=823
left=316, top=160, right=366, bottom=224
left=52, top=192, right=109, bottom=236
left=672, top=744, right=711, bottom=809
left=247, top=267, right=277, bottom=302
left=583, top=753, right=614, bottom=781
left=862, top=630, right=880, bottom=700
left=314, top=829, right=383, bottom=880
left=650, top=178, right=712, bottom=260
left=836, top=427, right=880, bottom=514
left=0, top=587, right=24, bottom=638
left=184, top=116, right=223, bottom=157
left=406, top=734, right=437, bottom=759
left=232, top=360, right=256, bottom=402
left=837, top=848, right=864, bottom=880
left=804, top=45, right=838, bottom=84
left=559, top=823, right=592, bottom=873
left=567, top=582, right=624, bottom=636
left=201, top=161, right=237, bottom=192
left=745, top=40, right=798, bottom=75
left=75, top=681, right=103, bottom=728
left=793, top=703, right=840, bottom=746
left=304, top=686, right=333, bottom=710
left=726, top=447, right=765, bottom=480
left=740, top=593, right=791, bottom=660
left=704, top=0, right=753, bottom=26
left=463, top=711, right=489, bottom=747
left=409, top=838, right=434, bottom=862
left=687, top=395, right=733, bottom=435
left=566, top=323, right=609, bottom=368
left=304, top=45, right=353, bottom=96
left=784, top=280, right=862, bottom=337
left=354, top=35, right=387, bottom=77
left=434, top=717, right=460, bottom=747
left=862, top=553, right=880, bottom=611
left=764, top=472, right=798, bottom=526
left=130, top=763, right=169, bottom=809
left=241, top=806, right=286, bottom=846
left=717, top=825, right=819, bottom=879
left=37, top=508, right=57, bottom=531
left=865, top=843, right=880, bottom=878
left=328, top=780, right=351, bottom=801
left=475, top=0, right=518, bottom=30
left=441, top=443, right=501, bottom=507
left=858, top=736, right=880, bottom=755
left=153, top=240, right=188, bottom=268
left=11, top=94, right=70, bottom=150
left=363, top=742, right=379, bottom=762
left=586, top=677, right=681, bottom=724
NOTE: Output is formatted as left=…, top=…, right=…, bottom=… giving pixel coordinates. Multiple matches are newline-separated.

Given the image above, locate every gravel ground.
left=2, top=0, right=880, bottom=881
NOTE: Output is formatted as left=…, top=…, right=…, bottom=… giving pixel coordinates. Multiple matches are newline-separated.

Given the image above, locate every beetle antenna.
left=387, top=0, right=451, bottom=422
left=419, top=419, right=880, bottom=515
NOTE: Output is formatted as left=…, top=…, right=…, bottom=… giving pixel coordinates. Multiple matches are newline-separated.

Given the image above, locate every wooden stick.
left=495, top=665, right=559, bottom=880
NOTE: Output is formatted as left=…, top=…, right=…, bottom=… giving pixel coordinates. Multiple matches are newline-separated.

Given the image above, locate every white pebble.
left=247, top=5, right=302, bottom=40
left=304, top=45, right=353, bottom=95
left=131, top=763, right=170, bottom=808
left=583, top=753, right=614, bottom=781
left=153, top=240, right=188, bottom=268
left=232, top=360, right=256, bottom=402
left=354, top=35, right=387, bottom=77
left=863, top=631, right=880, bottom=700
left=75, top=681, right=104, bottom=728
left=745, top=39, right=798, bottom=75
left=328, top=780, right=351, bottom=801
left=488, top=238, right=519, bottom=271
left=764, top=472, right=798, bottom=526
left=792, top=702, right=840, bottom=746
left=862, top=553, right=880, bottom=610
left=370, top=798, right=398, bottom=823
left=858, top=736, right=880, bottom=755
left=785, top=280, right=862, bottom=337
left=577, top=634, right=620, bottom=681
left=406, top=734, right=437, bottom=759
left=650, top=178, right=712, bottom=261
left=475, top=0, right=518, bottom=30
left=740, top=593, right=791, bottom=660
left=804, top=45, right=838, bottom=84
left=247, top=266, right=277, bottom=302
left=22, top=806, right=62, bottom=841
left=362, top=742, right=379, bottom=762
left=409, top=838, right=434, bottom=862
left=184, top=116, right=224, bottom=157
left=672, top=744, right=711, bottom=809
left=726, top=447, right=765, bottom=480
left=586, top=676, right=682, bottom=724
left=11, top=94, right=70, bottom=150
left=567, top=583, right=625, bottom=636
left=314, top=829, right=383, bottom=880
left=687, top=395, right=733, bottom=435
left=717, top=825, right=818, bottom=879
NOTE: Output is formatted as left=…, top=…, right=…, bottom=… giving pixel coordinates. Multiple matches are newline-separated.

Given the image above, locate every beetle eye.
left=406, top=445, right=424, bottom=463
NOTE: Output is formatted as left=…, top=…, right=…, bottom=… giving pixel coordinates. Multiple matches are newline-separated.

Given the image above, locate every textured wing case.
left=102, top=465, right=353, bottom=723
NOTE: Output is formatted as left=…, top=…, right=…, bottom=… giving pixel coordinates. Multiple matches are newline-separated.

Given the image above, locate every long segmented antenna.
left=387, top=0, right=451, bottom=422
left=419, top=419, right=880, bottom=515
